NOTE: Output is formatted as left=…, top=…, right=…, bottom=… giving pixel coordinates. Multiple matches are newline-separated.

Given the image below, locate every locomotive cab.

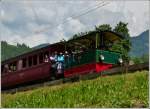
left=64, top=30, right=124, bottom=76
left=96, top=30, right=124, bottom=65
left=66, top=30, right=124, bottom=65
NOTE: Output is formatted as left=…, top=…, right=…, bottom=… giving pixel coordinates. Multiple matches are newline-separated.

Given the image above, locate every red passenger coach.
left=1, top=42, right=66, bottom=89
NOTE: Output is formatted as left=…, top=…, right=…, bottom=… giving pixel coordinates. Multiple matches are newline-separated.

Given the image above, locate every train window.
left=23, top=58, right=27, bottom=68
left=28, top=56, right=33, bottom=67
left=39, top=53, right=43, bottom=64
left=33, top=55, right=37, bottom=65
left=9, top=61, right=17, bottom=72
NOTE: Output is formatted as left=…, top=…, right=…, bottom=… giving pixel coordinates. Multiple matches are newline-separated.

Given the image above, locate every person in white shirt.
left=49, top=52, right=57, bottom=68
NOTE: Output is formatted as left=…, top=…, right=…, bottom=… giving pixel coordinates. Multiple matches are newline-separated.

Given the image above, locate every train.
left=1, top=30, right=124, bottom=89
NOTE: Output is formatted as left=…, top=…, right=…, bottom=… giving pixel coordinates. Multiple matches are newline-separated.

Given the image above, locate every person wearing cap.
left=57, top=52, right=64, bottom=62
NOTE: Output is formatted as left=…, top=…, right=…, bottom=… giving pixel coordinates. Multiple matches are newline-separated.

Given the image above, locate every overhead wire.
left=13, top=0, right=109, bottom=41
left=65, top=0, right=105, bottom=21
left=27, top=2, right=41, bottom=26
left=1, top=0, right=110, bottom=40
left=31, top=1, right=107, bottom=39
left=34, top=1, right=109, bottom=34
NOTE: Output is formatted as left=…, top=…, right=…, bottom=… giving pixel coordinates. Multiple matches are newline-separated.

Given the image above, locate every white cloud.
left=24, top=34, right=48, bottom=47
left=0, top=8, right=15, bottom=23
left=65, top=17, right=86, bottom=34
left=0, top=0, right=149, bottom=47
left=2, top=33, right=48, bottom=47
left=121, top=1, right=149, bottom=36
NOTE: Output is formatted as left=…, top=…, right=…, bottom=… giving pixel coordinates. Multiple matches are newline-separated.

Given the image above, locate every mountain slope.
left=129, top=30, right=149, bottom=57
left=1, top=41, right=32, bottom=61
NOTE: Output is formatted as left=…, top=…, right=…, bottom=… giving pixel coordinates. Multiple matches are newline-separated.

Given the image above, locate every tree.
left=111, top=40, right=131, bottom=61
left=95, top=24, right=112, bottom=31
left=17, top=43, right=22, bottom=47
left=21, top=43, right=30, bottom=48
left=68, top=34, right=79, bottom=40
left=60, top=38, right=66, bottom=43
left=113, top=21, right=130, bottom=39
left=112, top=21, right=131, bottom=62
left=69, top=31, right=91, bottom=40
left=132, top=57, right=142, bottom=64
left=141, top=54, right=149, bottom=63
left=1, top=41, right=8, bottom=45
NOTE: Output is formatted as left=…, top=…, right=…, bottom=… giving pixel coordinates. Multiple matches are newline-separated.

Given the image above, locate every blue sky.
left=0, top=0, right=149, bottom=47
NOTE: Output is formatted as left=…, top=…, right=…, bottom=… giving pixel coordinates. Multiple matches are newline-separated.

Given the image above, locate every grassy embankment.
left=1, top=70, right=149, bottom=108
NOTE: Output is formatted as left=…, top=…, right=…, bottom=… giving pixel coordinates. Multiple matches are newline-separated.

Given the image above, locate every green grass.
left=1, top=70, right=149, bottom=108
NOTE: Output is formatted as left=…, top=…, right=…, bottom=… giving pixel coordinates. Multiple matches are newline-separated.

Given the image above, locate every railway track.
left=2, top=62, right=149, bottom=94
left=101, top=62, right=149, bottom=75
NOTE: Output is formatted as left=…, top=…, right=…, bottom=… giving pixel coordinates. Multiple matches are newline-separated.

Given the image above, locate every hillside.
left=2, top=71, right=148, bottom=108
left=129, top=30, right=149, bottom=57
left=1, top=41, right=32, bottom=61
left=1, top=41, right=50, bottom=61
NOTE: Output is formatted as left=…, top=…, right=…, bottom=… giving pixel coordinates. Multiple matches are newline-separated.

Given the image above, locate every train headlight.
left=100, top=55, right=104, bottom=60
left=118, top=58, right=123, bottom=64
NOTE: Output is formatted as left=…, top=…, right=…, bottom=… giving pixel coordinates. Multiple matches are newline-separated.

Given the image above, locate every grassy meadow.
left=1, top=70, right=149, bottom=108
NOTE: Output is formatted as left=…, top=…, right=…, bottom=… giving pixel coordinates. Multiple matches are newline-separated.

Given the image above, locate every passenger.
left=79, top=46, right=84, bottom=53
left=53, top=51, right=58, bottom=70
left=44, top=55, right=49, bottom=62
left=64, top=51, right=69, bottom=65
left=49, top=53, right=56, bottom=68
left=49, top=53, right=55, bottom=62
left=13, top=66, right=16, bottom=71
left=9, top=65, right=13, bottom=72
left=57, top=52, right=64, bottom=75
left=49, top=53, right=57, bottom=77
left=65, top=51, right=68, bottom=57
left=54, top=51, right=58, bottom=62
left=58, top=52, right=64, bottom=63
